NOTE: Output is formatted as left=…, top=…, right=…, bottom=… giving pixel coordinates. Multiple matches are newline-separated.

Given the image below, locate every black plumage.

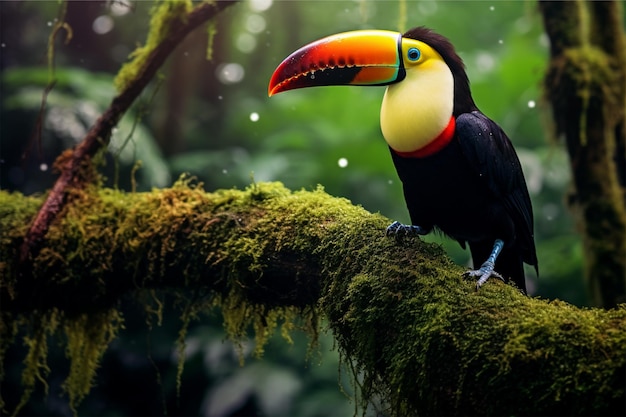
left=267, top=25, right=538, bottom=291
left=391, top=28, right=538, bottom=291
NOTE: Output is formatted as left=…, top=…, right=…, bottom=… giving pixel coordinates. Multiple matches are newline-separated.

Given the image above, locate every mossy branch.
left=1, top=181, right=625, bottom=416
left=19, top=0, right=238, bottom=266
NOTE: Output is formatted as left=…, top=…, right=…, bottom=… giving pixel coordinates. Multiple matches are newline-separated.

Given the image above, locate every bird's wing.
left=455, top=111, right=538, bottom=270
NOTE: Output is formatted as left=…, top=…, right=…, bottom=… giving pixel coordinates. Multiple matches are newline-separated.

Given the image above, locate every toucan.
left=268, top=27, right=538, bottom=292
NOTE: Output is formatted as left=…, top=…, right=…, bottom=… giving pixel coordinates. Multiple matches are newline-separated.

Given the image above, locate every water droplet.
left=110, top=0, right=131, bottom=16
left=498, top=39, right=503, bottom=45
left=222, top=169, right=228, bottom=174
left=236, top=33, right=257, bottom=53
left=1, top=43, right=5, bottom=48
left=542, top=203, right=558, bottom=221
left=250, top=112, right=259, bottom=122
left=489, top=5, right=495, bottom=11
left=310, top=73, right=315, bottom=80
left=246, top=14, right=266, bottom=34
left=475, top=52, right=495, bottom=73
left=40, top=163, right=48, bottom=172
left=417, top=1, right=438, bottom=16
left=249, top=0, right=272, bottom=12
left=338, top=158, right=348, bottom=168
left=47, top=21, right=53, bottom=27
left=528, top=100, right=536, bottom=109
left=216, top=63, right=245, bottom=84
left=93, top=15, right=114, bottom=35
left=217, top=95, right=223, bottom=100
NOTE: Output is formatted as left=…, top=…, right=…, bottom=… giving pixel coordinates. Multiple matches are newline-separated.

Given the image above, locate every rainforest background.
left=1, top=1, right=620, bottom=415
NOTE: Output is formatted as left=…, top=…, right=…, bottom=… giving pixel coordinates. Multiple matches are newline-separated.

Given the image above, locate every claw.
left=464, top=261, right=505, bottom=290
left=386, top=221, right=428, bottom=237
left=465, top=239, right=506, bottom=290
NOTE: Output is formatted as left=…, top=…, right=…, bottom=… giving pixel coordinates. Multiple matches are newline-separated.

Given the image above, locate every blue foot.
left=464, top=239, right=505, bottom=289
left=386, top=221, right=429, bottom=237
left=464, top=261, right=505, bottom=289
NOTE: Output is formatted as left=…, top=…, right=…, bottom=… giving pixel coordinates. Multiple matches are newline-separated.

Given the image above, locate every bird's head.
left=270, top=29, right=438, bottom=91
left=268, top=27, right=477, bottom=155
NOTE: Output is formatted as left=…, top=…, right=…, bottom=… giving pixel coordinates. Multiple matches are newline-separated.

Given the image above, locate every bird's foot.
left=464, top=261, right=505, bottom=290
left=386, top=221, right=429, bottom=238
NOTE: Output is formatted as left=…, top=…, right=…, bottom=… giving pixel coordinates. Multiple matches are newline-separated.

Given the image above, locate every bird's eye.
left=407, top=47, right=421, bottom=61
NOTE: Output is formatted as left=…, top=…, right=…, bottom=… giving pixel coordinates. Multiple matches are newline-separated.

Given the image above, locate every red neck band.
left=393, top=116, right=456, bottom=158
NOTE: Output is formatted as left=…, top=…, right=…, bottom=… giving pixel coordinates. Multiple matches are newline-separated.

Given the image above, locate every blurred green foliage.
left=1, top=67, right=170, bottom=193
left=0, top=0, right=595, bottom=415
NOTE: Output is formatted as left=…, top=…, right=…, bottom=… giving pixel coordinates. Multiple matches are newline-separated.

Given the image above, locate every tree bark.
left=1, top=182, right=625, bottom=416
left=539, top=0, right=626, bottom=308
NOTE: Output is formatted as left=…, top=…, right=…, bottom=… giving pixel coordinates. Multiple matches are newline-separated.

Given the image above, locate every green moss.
left=114, top=0, right=193, bottom=92
left=203, top=182, right=343, bottom=358
left=62, top=310, right=123, bottom=414
left=546, top=42, right=626, bottom=306
left=206, top=19, right=217, bottom=60
left=1, top=180, right=331, bottom=412
left=3, top=307, right=122, bottom=417
left=542, top=4, right=626, bottom=307
left=2, top=181, right=625, bottom=415
left=0, top=191, right=42, bottom=298
left=8, top=311, right=58, bottom=416
left=175, top=300, right=194, bottom=398
left=324, top=258, right=626, bottom=415
left=546, top=46, right=618, bottom=141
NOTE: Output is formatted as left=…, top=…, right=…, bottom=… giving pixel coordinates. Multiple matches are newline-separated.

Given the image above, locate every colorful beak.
left=268, top=30, right=405, bottom=96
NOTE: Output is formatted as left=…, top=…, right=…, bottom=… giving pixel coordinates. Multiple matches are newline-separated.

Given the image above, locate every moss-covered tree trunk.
left=1, top=183, right=625, bottom=416
left=539, top=0, right=626, bottom=308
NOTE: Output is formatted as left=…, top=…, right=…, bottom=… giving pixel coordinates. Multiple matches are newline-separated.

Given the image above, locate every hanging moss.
left=62, top=309, right=123, bottom=414
left=1, top=181, right=625, bottom=415
left=206, top=19, right=218, bottom=60
left=0, top=180, right=331, bottom=413
left=323, top=264, right=626, bottom=415
left=10, top=311, right=59, bottom=416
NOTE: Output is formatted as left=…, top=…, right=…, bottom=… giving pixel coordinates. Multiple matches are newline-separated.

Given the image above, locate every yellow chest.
left=380, top=60, right=454, bottom=153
